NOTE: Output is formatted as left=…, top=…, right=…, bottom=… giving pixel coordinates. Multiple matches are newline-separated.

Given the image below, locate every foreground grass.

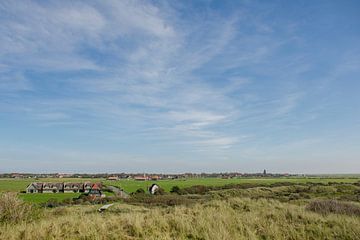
left=0, top=198, right=359, bottom=240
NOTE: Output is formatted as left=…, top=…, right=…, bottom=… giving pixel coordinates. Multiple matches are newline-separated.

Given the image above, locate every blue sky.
left=0, top=0, right=359, bottom=173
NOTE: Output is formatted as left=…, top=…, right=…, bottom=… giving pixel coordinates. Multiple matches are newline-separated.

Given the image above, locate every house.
left=134, top=175, right=148, bottom=181
left=107, top=176, right=119, bottom=181
left=84, top=182, right=93, bottom=193
left=25, top=182, right=102, bottom=194
left=26, top=183, right=43, bottom=193
left=88, top=183, right=103, bottom=197
left=150, top=175, right=160, bottom=180
left=42, top=183, right=63, bottom=193
left=64, top=182, right=83, bottom=193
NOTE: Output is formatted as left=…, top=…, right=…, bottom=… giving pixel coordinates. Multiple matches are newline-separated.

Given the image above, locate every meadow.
left=1, top=177, right=360, bottom=204
left=104, top=177, right=360, bottom=193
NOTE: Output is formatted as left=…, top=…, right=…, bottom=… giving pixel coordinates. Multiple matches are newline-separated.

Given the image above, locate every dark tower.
left=263, top=169, right=267, bottom=175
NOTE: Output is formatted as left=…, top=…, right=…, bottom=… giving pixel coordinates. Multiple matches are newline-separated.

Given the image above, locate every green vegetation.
left=0, top=178, right=359, bottom=239
left=104, top=177, right=360, bottom=193
left=19, top=193, right=81, bottom=203
left=1, top=177, right=359, bottom=204
left=0, top=196, right=359, bottom=239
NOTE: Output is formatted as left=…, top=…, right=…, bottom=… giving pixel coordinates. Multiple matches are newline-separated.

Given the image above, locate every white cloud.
left=0, top=0, right=318, bottom=160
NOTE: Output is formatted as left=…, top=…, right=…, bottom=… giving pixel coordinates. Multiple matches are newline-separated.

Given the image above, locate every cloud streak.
left=1, top=1, right=359, bottom=172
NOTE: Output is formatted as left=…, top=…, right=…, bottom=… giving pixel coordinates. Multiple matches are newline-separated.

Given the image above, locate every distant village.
left=1, top=170, right=300, bottom=180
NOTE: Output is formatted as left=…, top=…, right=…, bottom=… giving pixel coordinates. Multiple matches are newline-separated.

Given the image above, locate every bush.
left=125, top=194, right=194, bottom=206
left=154, top=187, right=165, bottom=195
left=42, top=198, right=62, bottom=208
left=0, top=193, right=39, bottom=224
left=170, top=186, right=181, bottom=194
left=306, top=199, right=360, bottom=216
left=134, top=188, right=145, bottom=195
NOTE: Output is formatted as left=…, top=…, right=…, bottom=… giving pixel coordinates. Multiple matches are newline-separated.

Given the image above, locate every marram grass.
left=0, top=197, right=359, bottom=240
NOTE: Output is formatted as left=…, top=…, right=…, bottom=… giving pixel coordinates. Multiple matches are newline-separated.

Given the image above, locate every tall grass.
left=0, top=197, right=359, bottom=240
left=0, top=193, right=40, bottom=224
left=306, top=199, right=360, bottom=216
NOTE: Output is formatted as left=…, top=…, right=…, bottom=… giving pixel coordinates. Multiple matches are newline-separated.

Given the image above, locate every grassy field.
left=104, top=177, right=360, bottom=193
left=1, top=177, right=359, bottom=204
left=18, top=193, right=81, bottom=203
left=0, top=179, right=360, bottom=239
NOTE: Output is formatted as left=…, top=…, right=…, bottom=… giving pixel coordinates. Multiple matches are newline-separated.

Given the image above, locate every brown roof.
left=91, top=183, right=101, bottom=190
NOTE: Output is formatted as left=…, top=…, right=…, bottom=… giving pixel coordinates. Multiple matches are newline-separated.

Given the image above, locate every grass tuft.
left=306, top=199, right=360, bottom=216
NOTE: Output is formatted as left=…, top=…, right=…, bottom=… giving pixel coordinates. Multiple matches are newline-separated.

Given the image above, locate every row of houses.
left=26, top=182, right=102, bottom=194
left=107, top=175, right=161, bottom=181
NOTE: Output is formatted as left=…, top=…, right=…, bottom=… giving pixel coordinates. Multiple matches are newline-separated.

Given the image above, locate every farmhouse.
left=26, top=182, right=102, bottom=193
left=134, top=175, right=148, bottom=181
left=88, top=183, right=102, bottom=197
left=84, top=182, right=93, bottom=193
left=107, top=176, right=119, bottom=181
left=43, top=182, right=64, bottom=193
left=26, top=183, right=43, bottom=193
left=63, top=182, right=83, bottom=193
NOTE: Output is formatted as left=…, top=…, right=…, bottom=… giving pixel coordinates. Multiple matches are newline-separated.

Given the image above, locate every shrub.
left=134, top=188, right=145, bottom=195
left=154, top=187, right=165, bottom=195
left=306, top=199, right=360, bottom=216
left=126, top=194, right=194, bottom=206
left=170, top=186, right=181, bottom=194
left=0, top=193, right=39, bottom=224
left=42, top=198, right=62, bottom=208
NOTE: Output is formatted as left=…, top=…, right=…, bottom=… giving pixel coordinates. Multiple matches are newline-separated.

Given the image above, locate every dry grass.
left=0, top=193, right=40, bottom=224
left=306, top=199, right=360, bottom=216
left=0, top=197, right=359, bottom=240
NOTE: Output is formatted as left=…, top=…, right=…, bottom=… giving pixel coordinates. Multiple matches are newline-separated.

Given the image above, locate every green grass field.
left=104, top=177, right=360, bottom=193
left=1, top=176, right=359, bottom=204
left=19, top=193, right=81, bottom=203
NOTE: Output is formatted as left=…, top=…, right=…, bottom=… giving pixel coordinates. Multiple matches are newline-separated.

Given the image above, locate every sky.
left=0, top=0, right=359, bottom=174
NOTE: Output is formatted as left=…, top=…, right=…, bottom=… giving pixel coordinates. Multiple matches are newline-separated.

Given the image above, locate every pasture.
left=1, top=177, right=359, bottom=204
left=104, top=177, right=360, bottom=193
left=19, top=193, right=81, bottom=203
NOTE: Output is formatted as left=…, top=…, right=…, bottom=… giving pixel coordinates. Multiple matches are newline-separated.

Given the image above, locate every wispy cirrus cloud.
left=1, top=1, right=359, bottom=172
left=0, top=0, right=303, bottom=151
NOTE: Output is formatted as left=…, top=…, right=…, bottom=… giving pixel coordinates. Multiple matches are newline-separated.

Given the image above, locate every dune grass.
left=0, top=197, right=359, bottom=240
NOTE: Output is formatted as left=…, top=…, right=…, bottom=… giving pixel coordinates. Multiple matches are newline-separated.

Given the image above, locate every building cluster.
left=26, top=182, right=102, bottom=195
left=2, top=171, right=299, bottom=180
